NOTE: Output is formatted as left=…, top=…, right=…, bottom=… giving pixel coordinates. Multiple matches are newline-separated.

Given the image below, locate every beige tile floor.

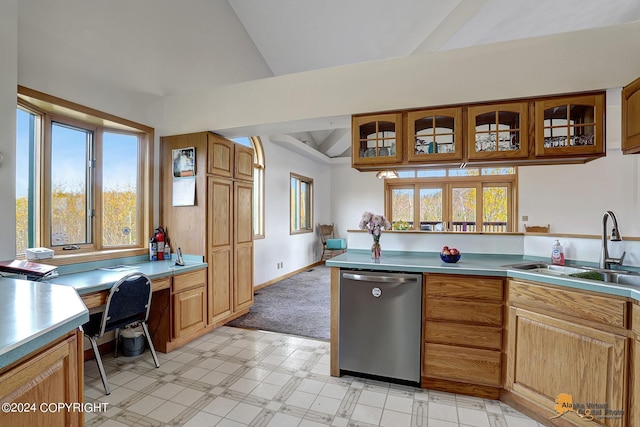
left=84, top=326, right=545, bottom=427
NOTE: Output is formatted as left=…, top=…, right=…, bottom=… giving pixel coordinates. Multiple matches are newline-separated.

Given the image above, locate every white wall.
left=252, top=136, right=332, bottom=285
left=0, top=1, right=17, bottom=261
left=519, top=88, right=640, bottom=236
left=330, top=159, right=385, bottom=238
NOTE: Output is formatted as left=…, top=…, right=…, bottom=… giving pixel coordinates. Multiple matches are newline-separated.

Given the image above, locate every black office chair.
left=83, top=272, right=160, bottom=394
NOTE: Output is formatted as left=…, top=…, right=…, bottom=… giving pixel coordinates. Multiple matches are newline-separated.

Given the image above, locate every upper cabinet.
left=467, top=102, right=529, bottom=161
left=207, top=134, right=234, bottom=177
left=622, top=75, right=640, bottom=154
left=234, top=144, right=254, bottom=181
left=352, top=113, right=403, bottom=167
left=407, top=107, right=463, bottom=163
left=351, top=91, right=606, bottom=171
left=534, top=93, right=605, bottom=157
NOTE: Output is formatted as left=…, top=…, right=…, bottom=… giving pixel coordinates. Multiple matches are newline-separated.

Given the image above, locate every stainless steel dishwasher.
left=339, top=269, right=422, bottom=385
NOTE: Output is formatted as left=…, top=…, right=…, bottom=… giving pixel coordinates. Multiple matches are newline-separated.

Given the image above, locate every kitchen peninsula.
left=0, top=278, right=88, bottom=426
left=327, top=250, right=640, bottom=427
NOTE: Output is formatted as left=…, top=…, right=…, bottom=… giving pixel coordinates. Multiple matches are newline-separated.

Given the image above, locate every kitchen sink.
left=505, top=261, right=640, bottom=287
left=504, top=262, right=589, bottom=275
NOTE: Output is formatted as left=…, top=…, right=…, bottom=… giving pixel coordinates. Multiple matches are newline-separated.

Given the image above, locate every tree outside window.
left=385, top=168, right=516, bottom=232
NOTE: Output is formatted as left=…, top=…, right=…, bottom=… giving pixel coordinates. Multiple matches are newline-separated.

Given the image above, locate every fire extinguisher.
left=155, top=227, right=166, bottom=260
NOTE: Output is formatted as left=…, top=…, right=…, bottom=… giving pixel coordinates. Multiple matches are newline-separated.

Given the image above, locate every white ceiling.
left=17, top=0, right=640, bottom=157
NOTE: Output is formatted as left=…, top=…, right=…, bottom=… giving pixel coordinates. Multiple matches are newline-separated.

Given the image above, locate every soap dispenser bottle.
left=551, top=240, right=565, bottom=266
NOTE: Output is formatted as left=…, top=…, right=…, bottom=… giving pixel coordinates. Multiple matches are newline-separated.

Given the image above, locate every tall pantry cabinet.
left=161, top=132, right=254, bottom=330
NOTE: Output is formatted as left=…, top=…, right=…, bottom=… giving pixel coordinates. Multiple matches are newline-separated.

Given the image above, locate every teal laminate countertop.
left=0, top=255, right=207, bottom=370
left=326, top=250, right=640, bottom=301
left=48, top=256, right=207, bottom=295
left=0, top=278, right=89, bottom=370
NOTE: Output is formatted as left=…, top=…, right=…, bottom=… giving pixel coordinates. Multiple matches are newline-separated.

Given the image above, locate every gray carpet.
left=226, top=265, right=330, bottom=341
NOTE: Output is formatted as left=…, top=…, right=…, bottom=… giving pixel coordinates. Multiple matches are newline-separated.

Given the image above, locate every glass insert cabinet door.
left=352, top=113, right=403, bottom=165
left=407, top=107, right=463, bottom=162
left=534, top=93, right=605, bottom=157
left=467, top=102, right=529, bottom=160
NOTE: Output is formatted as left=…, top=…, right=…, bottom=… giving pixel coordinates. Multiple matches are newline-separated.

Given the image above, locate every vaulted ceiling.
left=17, top=0, right=640, bottom=157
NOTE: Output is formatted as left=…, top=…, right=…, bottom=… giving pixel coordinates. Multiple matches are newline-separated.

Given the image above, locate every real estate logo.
left=552, top=393, right=624, bottom=421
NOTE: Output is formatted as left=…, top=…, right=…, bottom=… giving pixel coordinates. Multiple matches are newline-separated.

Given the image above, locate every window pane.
left=419, top=188, right=442, bottom=231
left=103, top=132, right=139, bottom=246
left=391, top=188, right=413, bottom=229
left=51, top=122, right=92, bottom=246
left=290, top=174, right=313, bottom=232
left=16, top=108, right=38, bottom=255
left=483, top=186, right=508, bottom=232
left=397, top=170, right=416, bottom=178
left=481, top=167, right=515, bottom=175
left=451, top=187, right=476, bottom=232
left=417, top=170, right=446, bottom=177
left=449, top=169, right=479, bottom=177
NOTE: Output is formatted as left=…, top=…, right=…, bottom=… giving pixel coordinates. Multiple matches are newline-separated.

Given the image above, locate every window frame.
left=16, top=86, right=154, bottom=262
left=290, top=172, right=314, bottom=235
left=384, top=168, right=517, bottom=232
left=250, top=136, right=265, bottom=239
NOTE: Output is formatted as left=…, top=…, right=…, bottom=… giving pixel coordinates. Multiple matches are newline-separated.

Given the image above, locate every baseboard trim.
left=254, top=261, right=323, bottom=291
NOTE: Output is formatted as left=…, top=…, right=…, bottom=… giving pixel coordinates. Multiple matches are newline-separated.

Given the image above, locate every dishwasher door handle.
left=342, top=273, right=419, bottom=283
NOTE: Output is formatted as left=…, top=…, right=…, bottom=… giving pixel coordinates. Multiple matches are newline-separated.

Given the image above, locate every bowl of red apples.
left=440, top=246, right=461, bottom=263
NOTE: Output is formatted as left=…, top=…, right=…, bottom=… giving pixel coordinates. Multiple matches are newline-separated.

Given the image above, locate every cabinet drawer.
left=153, top=276, right=171, bottom=292
left=509, top=279, right=627, bottom=328
left=424, top=343, right=502, bottom=387
left=426, top=274, right=503, bottom=301
left=425, top=322, right=502, bottom=350
left=425, top=298, right=503, bottom=326
left=173, top=269, right=206, bottom=293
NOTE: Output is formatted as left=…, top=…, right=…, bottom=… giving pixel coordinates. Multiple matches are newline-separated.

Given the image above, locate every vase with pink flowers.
left=358, top=211, right=392, bottom=261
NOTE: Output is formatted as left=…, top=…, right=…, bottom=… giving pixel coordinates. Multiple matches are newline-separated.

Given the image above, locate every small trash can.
left=120, top=325, right=145, bottom=357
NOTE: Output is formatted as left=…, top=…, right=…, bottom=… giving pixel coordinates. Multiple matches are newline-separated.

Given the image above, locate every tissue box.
left=25, top=247, right=54, bottom=260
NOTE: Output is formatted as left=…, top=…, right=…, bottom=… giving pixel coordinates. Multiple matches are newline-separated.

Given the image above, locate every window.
left=16, top=106, right=41, bottom=255
left=232, top=136, right=265, bottom=238
left=16, top=86, right=153, bottom=259
left=290, top=173, right=313, bottom=234
left=385, top=167, right=516, bottom=232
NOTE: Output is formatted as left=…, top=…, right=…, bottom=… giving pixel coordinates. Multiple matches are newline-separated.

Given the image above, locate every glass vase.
left=371, top=241, right=381, bottom=261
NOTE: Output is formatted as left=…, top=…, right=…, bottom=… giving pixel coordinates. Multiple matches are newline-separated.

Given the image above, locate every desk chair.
left=319, top=223, right=347, bottom=261
left=83, top=272, right=160, bottom=395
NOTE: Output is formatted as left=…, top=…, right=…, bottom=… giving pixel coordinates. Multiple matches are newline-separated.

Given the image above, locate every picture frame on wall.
left=172, top=147, right=196, bottom=178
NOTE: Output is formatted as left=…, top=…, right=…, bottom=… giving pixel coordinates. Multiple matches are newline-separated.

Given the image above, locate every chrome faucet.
left=599, top=211, right=626, bottom=270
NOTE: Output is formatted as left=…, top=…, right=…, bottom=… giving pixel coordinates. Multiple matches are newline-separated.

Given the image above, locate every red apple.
left=450, top=248, right=459, bottom=255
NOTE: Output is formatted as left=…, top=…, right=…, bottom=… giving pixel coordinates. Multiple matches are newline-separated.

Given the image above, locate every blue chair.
left=83, top=272, right=160, bottom=394
left=319, top=223, right=347, bottom=261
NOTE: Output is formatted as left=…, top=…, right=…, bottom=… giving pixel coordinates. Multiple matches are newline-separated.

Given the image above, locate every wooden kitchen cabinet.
left=422, top=273, right=504, bottom=398
left=234, top=180, right=254, bottom=312
left=467, top=101, right=529, bottom=161
left=146, top=269, right=208, bottom=352
left=208, top=176, right=234, bottom=323
left=351, top=113, right=403, bottom=167
left=622, top=76, right=640, bottom=154
left=0, top=329, right=83, bottom=427
left=504, top=279, right=628, bottom=427
left=534, top=93, right=605, bottom=158
left=406, top=107, right=463, bottom=163
left=630, top=303, right=640, bottom=426
left=173, top=269, right=207, bottom=339
left=162, top=131, right=254, bottom=332
left=207, top=135, right=234, bottom=177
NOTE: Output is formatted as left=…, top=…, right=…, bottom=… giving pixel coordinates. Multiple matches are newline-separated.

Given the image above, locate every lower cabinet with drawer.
left=503, top=279, right=628, bottom=427
left=422, top=273, right=504, bottom=399
left=148, top=268, right=208, bottom=353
